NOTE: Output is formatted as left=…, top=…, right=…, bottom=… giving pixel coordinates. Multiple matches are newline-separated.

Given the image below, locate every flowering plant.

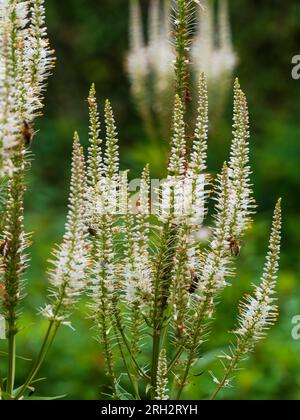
left=0, top=0, right=281, bottom=401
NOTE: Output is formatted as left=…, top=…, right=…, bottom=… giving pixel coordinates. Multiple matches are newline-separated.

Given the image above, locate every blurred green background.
left=1, top=0, right=300, bottom=400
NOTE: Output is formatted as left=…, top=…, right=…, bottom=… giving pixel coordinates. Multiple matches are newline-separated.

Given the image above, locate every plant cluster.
left=0, top=0, right=281, bottom=401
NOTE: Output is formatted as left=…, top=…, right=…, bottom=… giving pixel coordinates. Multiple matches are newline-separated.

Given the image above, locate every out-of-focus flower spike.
left=129, top=0, right=145, bottom=52
left=218, top=0, right=234, bottom=54
left=149, top=0, right=160, bottom=47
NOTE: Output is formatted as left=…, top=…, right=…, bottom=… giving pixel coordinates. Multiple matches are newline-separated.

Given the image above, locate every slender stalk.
left=176, top=293, right=211, bottom=399
left=113, top=311, right=148, bottom=380
left=114, top=325, right=140, bottom=400
left=167, top=344, right=185, bottom=374
left=14, top=320, right=59, bottom=399
left=174, top=0, right=192, bottom=105
left=3, top=150, right=27, bottom=397
left=150, top=222, right=178, bottom=391
left=6, top=331, right=16, bottom=396
left=176, top=351, right=193, bottom=400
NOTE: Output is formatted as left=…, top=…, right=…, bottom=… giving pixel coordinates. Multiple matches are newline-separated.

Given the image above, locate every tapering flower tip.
left=44, top=132, right=89, bottom=323
left=155, top=348, right=169, bottom=400
left=190, top=72, right=208, bottom=175
left=104, top=99, right=119, bottom=182
left=234, top=199, right=282, bottom=345
left=168, top=94, right=186, bottom=177
left=87, top=83, right=103, bottom=187
left=234, top=77, right=241, bottom=93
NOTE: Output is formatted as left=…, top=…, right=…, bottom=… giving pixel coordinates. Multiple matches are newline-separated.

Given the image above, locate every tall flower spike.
left=104, top=99, right=119, bottom=182
left=228, top=79, right=255, bottom=238
left=155, top=348, right=169, bottom=400
left=28, top=0, right=55, bottom=100
left=89, top=212, right=117, bottom=389
left=43, top=133, right=89, bottom=325
left=211, top=199, right=282, bottom=400
left=104, top=99, right=120, bottom=215
left=198, top=162, right=233, bottom=304
left=0, top=0, right=54, bottom=176
left=0, top=154, right=29, bottom=331
left=173, top=0, right=194, bottom=104
left=168, top=94, right=186, bottom=177
left=190, top=72, right=208, bottom=175
left=87, top=84, right=103, bottom=187
left=124, top=165, right=152, bottom=305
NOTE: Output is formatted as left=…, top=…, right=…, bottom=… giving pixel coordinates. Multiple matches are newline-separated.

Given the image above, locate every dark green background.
left=2, top=0, right=300, bottom=400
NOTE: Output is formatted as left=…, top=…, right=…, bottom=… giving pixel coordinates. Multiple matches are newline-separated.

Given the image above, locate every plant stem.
left=167, top=344, right=185, bottom=374
left=14, top=320, right=59, bottom=400
left=150, top=222, right=178, bottom=393
left=176, top=351, right=193, bottom=400
left=6, top=330, right=16, bottom=396
left=114, top=311, right=148, bottom=380
left=176, top=294, right=211, bottom=399
left=114, top=326, right=140, bottom=400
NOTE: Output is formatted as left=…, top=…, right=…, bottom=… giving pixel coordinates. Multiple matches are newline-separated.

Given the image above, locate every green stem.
left=6, top=330, right=16, bottom=396
left=114, top=312, right=148, bottom=380
left=15, top=320, right=59, bottom=400
left=114, top=326, right=140, bottom=400
left=150, top=327, right=161, bottom=391
left=176, top=351, right=193, bottom=400
left=167, top=344, right=185, bottom=374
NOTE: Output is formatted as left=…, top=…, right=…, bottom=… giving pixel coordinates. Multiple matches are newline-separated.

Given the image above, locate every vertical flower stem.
left=14, top=320, right=59, bottom=399
left=6, top=331, right=16, bottom=396
left=174, top=0, right=192, bottom=105
left=151, top=222, right=178, bottom=393
left=4, top=151, right=27, bottom=397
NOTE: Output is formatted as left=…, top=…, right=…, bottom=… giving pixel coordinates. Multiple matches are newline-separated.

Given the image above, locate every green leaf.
left=115, top=384, right=133, bottom=401
left=0, top=350, right=32, bottom=361
left=145, top=383, right=153, bottom=396
left=23, top=395, right=66, bottom=400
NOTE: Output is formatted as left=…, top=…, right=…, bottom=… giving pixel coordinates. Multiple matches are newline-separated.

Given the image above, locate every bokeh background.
left=1, top=0, right=300, bottom=400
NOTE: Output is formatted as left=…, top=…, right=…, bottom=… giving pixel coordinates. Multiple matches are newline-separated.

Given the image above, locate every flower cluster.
left=0, top=0, right=54, bottom=176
